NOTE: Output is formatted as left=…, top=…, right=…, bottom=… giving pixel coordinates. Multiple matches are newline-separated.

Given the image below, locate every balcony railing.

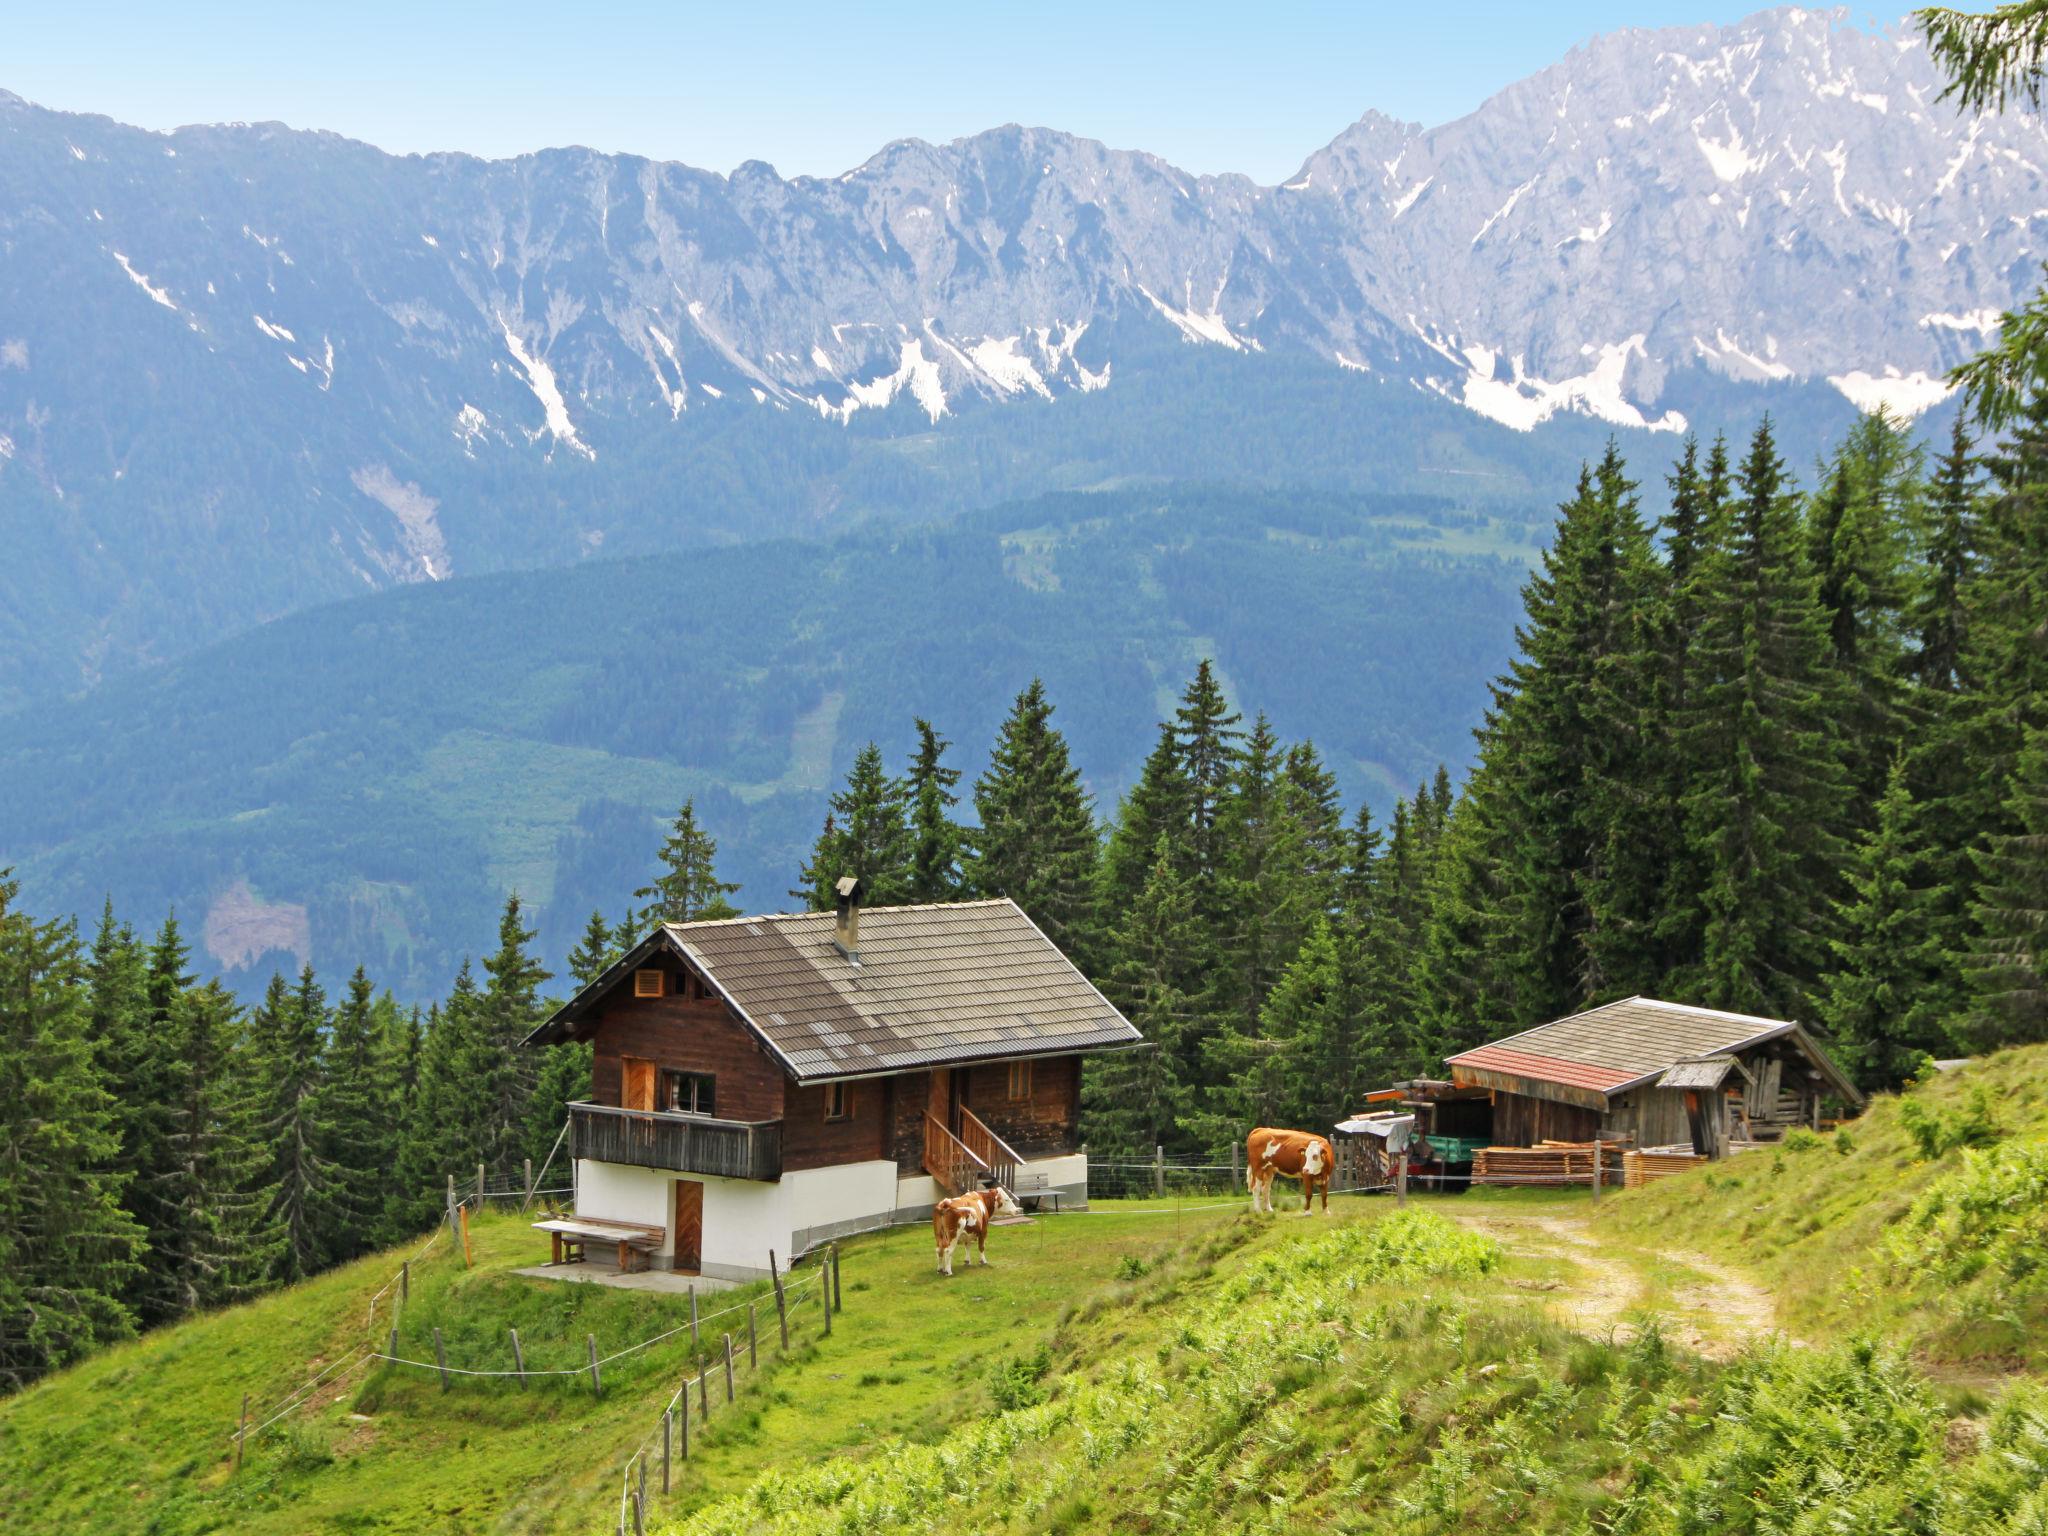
left=568, top=1101, right=782, bottom=1182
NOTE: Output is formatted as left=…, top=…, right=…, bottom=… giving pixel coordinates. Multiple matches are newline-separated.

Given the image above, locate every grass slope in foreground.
left=1592, top=1041, right=2048, bottom=1373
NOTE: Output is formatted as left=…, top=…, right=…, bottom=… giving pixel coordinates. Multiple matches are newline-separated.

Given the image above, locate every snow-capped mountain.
left=0, top=6, right=2035, bottom=704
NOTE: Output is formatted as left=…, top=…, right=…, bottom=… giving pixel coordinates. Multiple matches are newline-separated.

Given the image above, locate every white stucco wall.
left=572, top=1157, right=907, bottom=1280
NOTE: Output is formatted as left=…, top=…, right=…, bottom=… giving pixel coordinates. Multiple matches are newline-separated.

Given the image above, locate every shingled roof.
left=526, top=899, right=1142, bottom=1082
left=1447, top=996, right=1861, bottom=1108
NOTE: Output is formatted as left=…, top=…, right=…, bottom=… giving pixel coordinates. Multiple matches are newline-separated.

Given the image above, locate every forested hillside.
left=7, top=386, right=2045, bottom=1396
left=0, top=483, right=1538, bottom=994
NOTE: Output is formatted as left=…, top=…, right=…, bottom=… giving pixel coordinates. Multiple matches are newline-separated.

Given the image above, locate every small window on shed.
left=634, top=968, right=666, bottom=998
left=1007, top=1061, right=1032, bottom=1101
left=824, top=1082, right=852, bottom=1121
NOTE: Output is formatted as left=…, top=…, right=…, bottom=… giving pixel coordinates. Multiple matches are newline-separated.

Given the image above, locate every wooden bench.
left=1013, top=1170, right=1063, bottom=1215
left=532, top=1216, right=665, bottom=1273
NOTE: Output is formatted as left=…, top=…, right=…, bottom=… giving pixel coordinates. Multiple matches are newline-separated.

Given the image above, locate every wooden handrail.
left=924, top=1112, right=989, bottom=1197
left=958, top=1106, right=1026, bottom=1175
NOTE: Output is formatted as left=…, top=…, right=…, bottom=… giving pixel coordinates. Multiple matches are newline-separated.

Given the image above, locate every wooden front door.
left=671, top=1179, right=703, bottom=1273
left=622, top=1056, right=656, bottom=1112
left=928, top=1067, right=951, bottom=1131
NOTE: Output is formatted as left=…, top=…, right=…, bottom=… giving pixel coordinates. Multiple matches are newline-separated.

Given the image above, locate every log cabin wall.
left=964, top=1055, right=1081, bottom=1158
left=886, top=1070, right=931, bottom=1173
left=1603, top=1087, right=1694, bottom=1147
left=1491, top=1090, right=1602, bottom=1146
left=782, top=1079, right=888, bottom=1171
left=586, top=968, right=785, bottom=1123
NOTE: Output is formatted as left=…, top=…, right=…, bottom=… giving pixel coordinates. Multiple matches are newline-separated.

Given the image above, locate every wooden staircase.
left=923, top=1107, right=1029, bottom=1200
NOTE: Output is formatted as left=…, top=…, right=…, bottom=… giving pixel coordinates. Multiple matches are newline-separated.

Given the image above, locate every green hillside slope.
left=1592, top=1044, right=2048, bottom=1373
left=0, top=484, right=1534, bottom=996
left=11, top=1050, right=2048, bottom=1535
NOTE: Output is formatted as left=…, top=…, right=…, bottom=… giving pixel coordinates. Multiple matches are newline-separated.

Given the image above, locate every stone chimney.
left=833, top=874, right=865, bottom=962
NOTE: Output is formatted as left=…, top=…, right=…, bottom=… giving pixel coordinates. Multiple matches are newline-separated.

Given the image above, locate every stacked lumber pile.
left=1623, top=1146, right=1708, bottom=1187
left=1470, top=1140, right=1625, bottom=1186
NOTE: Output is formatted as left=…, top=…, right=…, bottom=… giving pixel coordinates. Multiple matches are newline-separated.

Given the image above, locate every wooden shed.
left=1444, top=996, right=1863, bottom=1159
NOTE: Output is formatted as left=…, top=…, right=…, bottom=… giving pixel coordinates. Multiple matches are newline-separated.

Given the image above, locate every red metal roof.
left=1448, top=1044, right=1637, bottom=1094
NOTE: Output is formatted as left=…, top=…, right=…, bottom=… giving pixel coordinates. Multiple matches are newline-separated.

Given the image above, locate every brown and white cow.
left=933, top=1184, right=1024, bottom=1275
left=1247, top=1128, right=1334, bottom=1216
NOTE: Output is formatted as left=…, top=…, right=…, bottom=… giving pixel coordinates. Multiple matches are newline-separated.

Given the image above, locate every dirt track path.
left=1446, top=1201, right=1790, bottom=1361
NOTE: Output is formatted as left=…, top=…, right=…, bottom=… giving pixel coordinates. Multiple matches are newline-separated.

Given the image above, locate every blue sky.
left=12, top=3, right=1891, bottom=182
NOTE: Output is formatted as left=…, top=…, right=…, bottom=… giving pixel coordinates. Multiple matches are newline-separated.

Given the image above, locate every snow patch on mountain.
left=500, top=321, right=595, bottom=458
left=1453, top=336, right=1685, bottom=434
left=815, top=337, right=948, bottom=423
left=1827, top=367, right=1953, bottom=417
left=112, top=251, right=176, bottom=310
left=351, top=465, right=451, bottom=581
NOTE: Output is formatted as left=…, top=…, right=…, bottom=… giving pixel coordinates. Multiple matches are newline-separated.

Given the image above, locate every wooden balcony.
left=568, top=1101, right=782, bottom=1182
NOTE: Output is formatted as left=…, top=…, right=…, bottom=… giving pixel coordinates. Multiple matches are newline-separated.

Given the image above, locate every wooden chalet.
left=1441, top=996, right=1863, bottom=1159
left=522, top=882, right=1140, bottom=1280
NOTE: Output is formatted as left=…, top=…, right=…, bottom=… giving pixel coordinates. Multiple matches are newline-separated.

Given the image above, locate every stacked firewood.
left=1470, top=1140, right=1625, bottom=1186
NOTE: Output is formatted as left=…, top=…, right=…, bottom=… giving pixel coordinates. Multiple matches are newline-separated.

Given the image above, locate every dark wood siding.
left=783, top=1080, right=888, bottom=1171
left=587, top=991, right=785, bottom=1124
left=1492, top=1090, right=1601, bottom=1146
left=886, top=1071, right=930, bottom=1174
left=965, top=1056, right=1080, bottom=1158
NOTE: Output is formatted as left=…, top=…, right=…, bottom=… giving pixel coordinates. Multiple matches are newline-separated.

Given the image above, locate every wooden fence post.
left=688, top=1286, right=699, bottom=1350
left=1591, top=1137, right=1603, bottom=1200
left=433, top=1327, right=450, bottom=1389
left=635, top=1457, right=646, bottom=1535
left=476, top=1162, right=486, bottom=1207
left=697, top=1352, right=709, bottom=1417
left=510, top=1328, right=526, bottom=1386
left=769, top=1251, right=790, bottom=1349
left=459, top=1202, right=473, bottom=1267
left=747, top=1303, right=758, bottom=1369
left=523, top=1157, right=534, bottom=1207
left=1230, top=1140, right=1241, bottom=1190
left=587, top=1333, right=602, bottom=1396
left=723, top=1333, right=735, bottom=1402
left=401, top=1259, right=410, bottom=1300
left=832, top=1243, right=843, bottom=1311
left=1396, top=1154, right=1408, bottom=1207
left=1154, top=1143, right=1165, bottom=1198
left=233, top=1392, right=249, bottom=1471
left=821, top=1267, right=832, bottom=1337
left=663, top=1407, right=672, bottom=1493
left=679, top=1390, right=690, bottom=1460
left=446, top=1173, right=456, bottom=1231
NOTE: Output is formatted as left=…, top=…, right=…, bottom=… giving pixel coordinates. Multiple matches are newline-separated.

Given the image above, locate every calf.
left=1247, top=1127, right=1334, bottom=1216
left=933, top=1184, right=1023, bottom=1275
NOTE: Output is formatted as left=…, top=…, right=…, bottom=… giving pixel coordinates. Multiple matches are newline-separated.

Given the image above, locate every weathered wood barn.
left=523, top=884, right=1141, bottom=1280
left=1442, top=996, right=1863, bottom=1157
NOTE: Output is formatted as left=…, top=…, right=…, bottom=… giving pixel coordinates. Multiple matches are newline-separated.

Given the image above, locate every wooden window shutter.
left=634, top=968, right=666, bottom=998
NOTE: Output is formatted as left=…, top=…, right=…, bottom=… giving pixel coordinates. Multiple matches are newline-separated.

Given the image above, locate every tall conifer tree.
left=1675, top=418, right=1849, bottom=1016
left=251, top=966, right=334, bottom=1283
left=906, top=718, right=967, bottom=903
left=970, top=681, right=1099, bottom=954
left=635, top=801, right=741, bottom=925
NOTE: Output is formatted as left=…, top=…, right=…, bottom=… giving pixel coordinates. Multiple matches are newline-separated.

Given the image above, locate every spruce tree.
left=1965, top=725, right=2048, bottom=1049
left=1097, top=723, right=1189, bottom=924
left=391, top=978, right=481, bottom=1236
left=154, top=983, right=278, bottom=1318
left=0, top=878, right=146, bottom=1390
left=84, top=903, right=157, bottom=1320
left=798, top=744, right=914, bottom=908
left=1082, top=839, right=1208, bottom=1154
left=970, top=681, right=1100, bottom=955
left=121, top=915, right=199, bottom=1325
left=1806, top=410, right=1920, bottom=805
left=250, top=966, right=334, bottom=1284
left=1676, top=418, right=1849, bottom=1017
left=316, top=967, right=390, bottom=1266
left=635, top=800, right=741, bottom=925
left=1818, top=760, right=1951, bottom=1090
left=1216, top=713, right=1290, bottom=1035
left=566, top=910, right=615, bottom=989
left=1910, top=416, right=1981, bottom=694
left=1171, top=660, right=1244, bottom=897
left=906, top=718, right=967, bottom=903
left=475, top=895, right=551, bottom=1180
